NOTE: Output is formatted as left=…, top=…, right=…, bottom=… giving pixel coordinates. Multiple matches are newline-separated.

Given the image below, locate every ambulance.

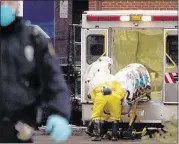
left=80, top=10, right=178, bottom=125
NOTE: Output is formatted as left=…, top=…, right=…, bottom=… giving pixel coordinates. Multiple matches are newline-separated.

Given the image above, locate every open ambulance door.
left=163, top=29, right=178, bottom=104
left=81, top=29, right=108, bottom=122
left=81, top=29, right=108, bottom=103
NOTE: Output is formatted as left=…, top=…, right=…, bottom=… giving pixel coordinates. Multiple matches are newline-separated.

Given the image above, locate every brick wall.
left=89, top=0, right=178, bottom=10
left=55, top=0, right=72, bottom=64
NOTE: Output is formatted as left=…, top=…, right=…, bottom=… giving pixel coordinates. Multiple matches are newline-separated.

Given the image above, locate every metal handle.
left=98, top=30, right=107, bottom=60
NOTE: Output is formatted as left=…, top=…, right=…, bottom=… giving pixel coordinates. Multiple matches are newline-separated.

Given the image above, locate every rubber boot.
left=85, top=120, right=94, bottom=137
left=102, top=121, right=108, bottom=139
left=100, top=121, right=106, bottom=139
left=91, top=120, right=103, bottom=141
left=111, top=121, right=118, bottom=141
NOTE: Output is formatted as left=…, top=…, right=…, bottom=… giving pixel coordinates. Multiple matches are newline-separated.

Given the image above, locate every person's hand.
left=46, top=115, right=72, bottom=142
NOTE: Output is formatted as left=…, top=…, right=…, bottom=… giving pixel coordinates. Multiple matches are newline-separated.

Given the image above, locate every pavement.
left=34, top=131, right=177, bottom=144
left=35, top=135, right=140, bottom=144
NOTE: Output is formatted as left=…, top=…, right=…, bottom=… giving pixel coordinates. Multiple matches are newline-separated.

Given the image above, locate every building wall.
left=89, top=0, right=178, bottom=10
left=55, top=0, right=88, bottom=65
left=55, top=1, right=72, bottom=64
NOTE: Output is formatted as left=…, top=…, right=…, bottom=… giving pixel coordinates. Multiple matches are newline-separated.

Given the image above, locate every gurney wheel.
left=106, top=131, right=112, bottom=140
left=131, top=133, right=136, bottom=140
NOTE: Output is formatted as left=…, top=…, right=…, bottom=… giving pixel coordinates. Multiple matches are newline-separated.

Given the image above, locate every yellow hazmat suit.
left=85, top=56, right=125, bottom=141
left=90, top=81, right=125, bottom=121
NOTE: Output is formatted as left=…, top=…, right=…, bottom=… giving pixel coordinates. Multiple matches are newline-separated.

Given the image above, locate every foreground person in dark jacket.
left=0, top=1, right=71, bottom=143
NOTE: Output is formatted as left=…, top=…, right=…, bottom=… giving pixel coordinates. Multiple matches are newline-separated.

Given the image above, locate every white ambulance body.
left=81, top=10, right=178, bottom=124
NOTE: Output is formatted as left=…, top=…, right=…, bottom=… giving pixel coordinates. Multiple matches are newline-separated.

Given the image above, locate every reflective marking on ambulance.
left=165, top=73, right=178, bottom=84
left=86, top=15, right=178, bottom=22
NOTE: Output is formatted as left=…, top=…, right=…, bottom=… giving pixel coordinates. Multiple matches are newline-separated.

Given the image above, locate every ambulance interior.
left=86, top=29, right=178, bottom=101
left=111, top=29, right=163, bottom=101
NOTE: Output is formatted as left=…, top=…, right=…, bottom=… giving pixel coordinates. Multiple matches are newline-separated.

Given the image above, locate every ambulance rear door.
left=163, top=29, right=178, bottom=104
left=81, top=28, right=108, bottom=103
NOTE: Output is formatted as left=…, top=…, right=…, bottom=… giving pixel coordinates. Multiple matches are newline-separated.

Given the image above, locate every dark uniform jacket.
left=0, top=18, right=70, bottom=126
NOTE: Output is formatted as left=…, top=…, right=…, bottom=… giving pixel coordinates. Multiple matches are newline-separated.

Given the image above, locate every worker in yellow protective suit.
left=85, top=56, right=125, bottom=141
left=86, top=56, right=124, bottom=141
left=85, top=57, right=113, bottom=138
left=90, top=80, right=125, bottom=141
left=85, top=91, right=110, bottom=138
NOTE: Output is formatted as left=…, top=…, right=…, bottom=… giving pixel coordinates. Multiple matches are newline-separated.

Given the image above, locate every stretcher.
left=115, top=63, right=152, bottom=139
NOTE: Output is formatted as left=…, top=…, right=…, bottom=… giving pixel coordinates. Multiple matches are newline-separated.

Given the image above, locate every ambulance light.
left=86, top=15, right=178, bottom=22
left=109, top=16, right=120, bottom=21
left=98, top=16, right=109, bottom=21
left=83, top=11, right=88, bottom=14
left=163, top=16, right=173, bottom=21
left=87, top=15, right=120, bottom=21
left=131, top=15, right=141, bottom=21
left=99, top=16, right=119, bottom=21
left=87, top=15, right=98, bottom=21
left=142, top=16, right=152, bottom=21
left=152, top=16, right=178, bottom=21
left=120, top=16, right=130, bottom=21
left=152, top=16, right=162, bottom=21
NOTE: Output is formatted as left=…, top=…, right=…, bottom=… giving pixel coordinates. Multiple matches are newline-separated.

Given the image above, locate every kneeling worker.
left=86, top=57, right=125, bottom=141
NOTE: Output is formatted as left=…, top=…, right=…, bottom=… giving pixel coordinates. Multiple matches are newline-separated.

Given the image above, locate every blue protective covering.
left=46, top=115, right=72, bottom=142
left=0, top=5, right=15, bottom=26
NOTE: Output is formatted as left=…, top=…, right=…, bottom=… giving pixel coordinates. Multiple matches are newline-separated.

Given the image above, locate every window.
left=75, top=44, right=81, bottom=65
left=166, top=36, right=178, bottom=65
left=87, top=35, right=105, bottom=64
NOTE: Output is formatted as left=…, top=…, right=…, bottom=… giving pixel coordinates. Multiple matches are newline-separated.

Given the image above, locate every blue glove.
left=46, top=115, right=72, bottom=142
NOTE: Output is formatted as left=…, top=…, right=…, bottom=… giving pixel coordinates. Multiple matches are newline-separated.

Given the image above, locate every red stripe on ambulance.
left=165, top=73, right=178, bottom=84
